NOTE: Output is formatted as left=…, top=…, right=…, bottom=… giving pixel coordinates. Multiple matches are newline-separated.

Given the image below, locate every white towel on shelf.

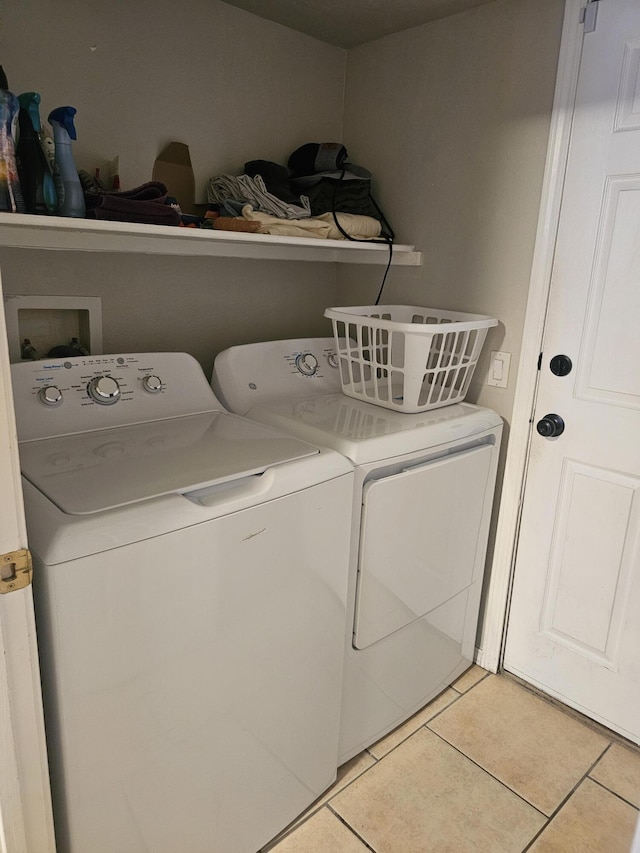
left=240, top=205, right=331, bottom=238
left=317, top=212, right=382, bottom=240
left=240, top=205, right=383, bottom=240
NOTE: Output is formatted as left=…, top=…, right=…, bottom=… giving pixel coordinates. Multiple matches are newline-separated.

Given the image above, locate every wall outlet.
left=487, top=350, right=511, bottom=388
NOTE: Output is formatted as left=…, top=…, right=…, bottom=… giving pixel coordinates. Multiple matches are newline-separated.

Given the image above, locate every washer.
left=11, top=351, right=353, bottom=853
left=213, top=337, right=503, bottom=763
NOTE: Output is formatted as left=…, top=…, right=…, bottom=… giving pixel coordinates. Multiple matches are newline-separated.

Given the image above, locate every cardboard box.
left=152, top=142, right=205, bottom=215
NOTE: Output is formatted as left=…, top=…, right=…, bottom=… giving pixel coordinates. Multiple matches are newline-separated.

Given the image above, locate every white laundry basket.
left=324, top=305, right=497, bottom=413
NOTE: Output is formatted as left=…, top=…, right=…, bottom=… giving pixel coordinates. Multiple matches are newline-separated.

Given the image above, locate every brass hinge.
left=580, top=0, right=599, bottom=33
left=0, top=549, right=33, bottom=594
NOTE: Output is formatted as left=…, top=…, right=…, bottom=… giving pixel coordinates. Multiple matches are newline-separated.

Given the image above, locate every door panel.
left=579, top=176, right=640, bottom=405
left=504, top=0, right=640, bottom=742
left=540, top=461, right=640, bottom=665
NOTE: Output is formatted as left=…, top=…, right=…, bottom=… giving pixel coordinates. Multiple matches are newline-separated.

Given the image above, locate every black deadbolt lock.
left=536, top=413, right=565, bottom=438
left=550, top=354, right=572, bottom=376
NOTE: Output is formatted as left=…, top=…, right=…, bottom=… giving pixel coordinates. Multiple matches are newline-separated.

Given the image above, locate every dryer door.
left=354, top=443, right=494, bottom=650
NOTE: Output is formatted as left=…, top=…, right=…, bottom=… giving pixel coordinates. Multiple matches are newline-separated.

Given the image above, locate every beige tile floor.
left=264, top=667, right=640, bottom=852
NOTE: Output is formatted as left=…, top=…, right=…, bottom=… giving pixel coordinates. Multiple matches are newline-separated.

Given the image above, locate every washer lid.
left=245, top=395, right=502, bottom=465
left=18, top=412, right=318, bottom=515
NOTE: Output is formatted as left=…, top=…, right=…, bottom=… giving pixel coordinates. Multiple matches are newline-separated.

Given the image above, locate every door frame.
left=478, top=0, right=590, bottom=672
left=0, top=274, right=56, bottom=852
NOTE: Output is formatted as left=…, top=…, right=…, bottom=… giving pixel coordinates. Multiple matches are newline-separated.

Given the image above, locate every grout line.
left=422, top=686, right=466, bottom=723
left=262, top=753, right=381, bottom=848
left=365, top=689, right=465, bottom=760
left=425, top=727, right=549, bottom=820
left=329, top=755, right=381, bottom=799
left=588, top=775, right=640, bottom=813
left=357, top=675, right=490, bottom=769
left=328, top=805, right=378, bottom=851
left=520, top=819, right=550, bottom=852
left=450, top=668, right=492, bottom=696
left=519, top=741, right=614, bottom=852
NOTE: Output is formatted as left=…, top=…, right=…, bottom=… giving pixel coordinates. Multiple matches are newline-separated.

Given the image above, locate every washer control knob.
left=87, top=375, right=121, bottom=405
left=38, top=385, right=63, bottom=407
left=295, top=352, right=318, bottom=376
left=142, top=374, right=163, bottom=394
left=327, top=352, right=339, bottom=369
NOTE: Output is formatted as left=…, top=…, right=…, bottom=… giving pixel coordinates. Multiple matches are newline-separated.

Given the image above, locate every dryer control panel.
left=12, top=352, right=224, bottom=442
left=213, top=337, right=343, bottom=415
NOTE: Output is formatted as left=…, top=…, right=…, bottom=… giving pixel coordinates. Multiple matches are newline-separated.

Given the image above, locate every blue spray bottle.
left=17, top=93, right=57, bottom=214
left=48, top=106, right=85, bottom=217
left=0, top=66, right=25, bottom=213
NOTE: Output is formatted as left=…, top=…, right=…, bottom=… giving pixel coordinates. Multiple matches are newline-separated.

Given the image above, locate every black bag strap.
left=330, top=169, right=394, bottom=244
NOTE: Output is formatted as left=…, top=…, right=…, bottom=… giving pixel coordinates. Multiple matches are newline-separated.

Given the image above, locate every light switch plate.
left=487, top=350, right=511, bottom=388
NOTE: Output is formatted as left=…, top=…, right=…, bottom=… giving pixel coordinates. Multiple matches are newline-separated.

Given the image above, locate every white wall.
left=0, top=249, right=336, bottom=375
left=0, top=0, right=346, bottom=196
left=341, top=0, right=564, bottom=422
left=0, top=0, right=347, bottom=369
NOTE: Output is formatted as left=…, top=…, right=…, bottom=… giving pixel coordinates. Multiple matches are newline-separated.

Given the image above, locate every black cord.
left=330, top=169, right=394, bottom=306
left=374, top=240, right=393, bottom=305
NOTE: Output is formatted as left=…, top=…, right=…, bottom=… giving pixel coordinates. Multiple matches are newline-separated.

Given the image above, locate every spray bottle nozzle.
left=48, top=106, right=78, bottom=140
left=18, top=92, right=42, bottom=133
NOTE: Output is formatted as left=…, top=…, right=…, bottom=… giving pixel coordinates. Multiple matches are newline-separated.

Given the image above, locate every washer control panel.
left=11, top=352, right=223, bottom=442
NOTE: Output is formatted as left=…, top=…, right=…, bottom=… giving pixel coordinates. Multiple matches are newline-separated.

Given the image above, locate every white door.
left=504, top=0, right=640, bottom=743
left=0, top=272, right=55, bottom=852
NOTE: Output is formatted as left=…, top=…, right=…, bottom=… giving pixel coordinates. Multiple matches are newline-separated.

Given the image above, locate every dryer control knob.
left=87, top=375, right=121, bottom=405
left=38, top=385, right=63, bottom=407
left=142, top=374, right=163, bottom=394
left=295, top=352, right=318, bottom=376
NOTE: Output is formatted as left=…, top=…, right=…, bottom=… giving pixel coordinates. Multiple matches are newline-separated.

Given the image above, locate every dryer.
left=11, top=351, right=353, bottom=853
left=213, top=338, right=502, bottom=763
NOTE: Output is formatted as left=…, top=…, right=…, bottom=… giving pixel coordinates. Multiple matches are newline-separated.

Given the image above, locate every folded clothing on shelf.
left=239, top=205, right=382, bottom=240
left=207, top=170, right=310, bottom=220
left=84, top=181, right=180, bottom=226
